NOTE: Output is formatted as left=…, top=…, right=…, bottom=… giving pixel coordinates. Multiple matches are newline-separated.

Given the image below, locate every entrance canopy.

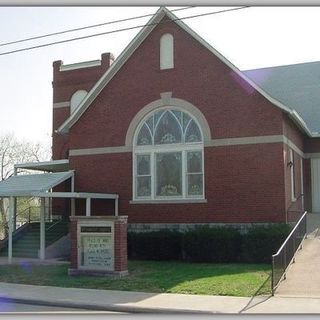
left=0, top=163, right=119, bottom=264
left=0, top=171, right=74, bottom=197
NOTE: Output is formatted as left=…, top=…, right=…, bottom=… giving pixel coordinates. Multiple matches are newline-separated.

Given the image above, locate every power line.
left=0, top=6, right=194, bottom=48
left=0, top=6, right=249, bottom=57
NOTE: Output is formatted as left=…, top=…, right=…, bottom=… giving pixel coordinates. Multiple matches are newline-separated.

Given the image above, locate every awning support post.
left=13, top=168, right=17, bottom=231
left=86, top=198, right=91, bottom=217
left=8, top=196, right=14, bottom=264
left=39, top=197, right=45, bottom=260
left=13, top=198, right=17, bottom=231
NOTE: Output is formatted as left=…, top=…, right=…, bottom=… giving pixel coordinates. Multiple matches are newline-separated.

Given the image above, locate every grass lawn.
left=0, top=260, right=271, bottom=297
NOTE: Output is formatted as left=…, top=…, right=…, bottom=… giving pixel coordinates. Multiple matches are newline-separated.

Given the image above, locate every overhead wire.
left=0, top=6, right=195, bottom=48
left=0, top=6, right=249, bottom=57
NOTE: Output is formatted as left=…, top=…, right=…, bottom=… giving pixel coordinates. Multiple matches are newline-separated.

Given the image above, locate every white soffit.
left=0, top=171, right=73, bottom=197
left=56, top=7, right=313, bottom=137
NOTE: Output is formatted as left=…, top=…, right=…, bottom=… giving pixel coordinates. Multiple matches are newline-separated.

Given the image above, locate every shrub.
left=183, top=226, right=242, bottom=263
left=127, top=223, right=292, bottom=264
left=241, top=224, right=292, bottom=263
left=128, top=230, right=183, bottom=261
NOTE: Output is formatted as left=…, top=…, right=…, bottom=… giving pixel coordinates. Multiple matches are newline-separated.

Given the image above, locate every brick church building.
left=51, top=7, right=320, bottom=231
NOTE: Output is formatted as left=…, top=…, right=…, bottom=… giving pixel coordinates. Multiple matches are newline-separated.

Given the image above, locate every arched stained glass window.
left=134, top=108, right=204, bottom=200
left=154, top=111, right=182, bottom=144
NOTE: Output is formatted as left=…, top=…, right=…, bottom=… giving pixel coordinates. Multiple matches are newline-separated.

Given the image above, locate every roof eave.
left=289, top=110, right=314, bottom=137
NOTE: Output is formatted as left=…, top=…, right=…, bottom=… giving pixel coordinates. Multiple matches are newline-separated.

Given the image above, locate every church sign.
left=69, top=216, right=128, bottom=277
left=80, top=227, right=113, bottom=270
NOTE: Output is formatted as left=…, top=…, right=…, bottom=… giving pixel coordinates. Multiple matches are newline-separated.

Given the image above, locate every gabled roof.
left=56, top=7, right=314, bottom=138
left=244, top=61, right=320, bottom=135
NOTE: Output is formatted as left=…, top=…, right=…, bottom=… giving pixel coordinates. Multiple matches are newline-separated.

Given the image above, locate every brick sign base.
left=68, top=215, right=128, bottom=277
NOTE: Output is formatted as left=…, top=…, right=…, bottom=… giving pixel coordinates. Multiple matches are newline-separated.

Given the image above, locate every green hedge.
left=241, top=224, right=292, bottom=263
left=183, top=226, right=242, bottom=262
left=128, top=224, right=291, bottom=264
left=128, top=230, right=182, bottom=261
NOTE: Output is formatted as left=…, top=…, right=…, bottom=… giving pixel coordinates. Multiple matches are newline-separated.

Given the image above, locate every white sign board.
left=81, top=234, right=113, bottom=270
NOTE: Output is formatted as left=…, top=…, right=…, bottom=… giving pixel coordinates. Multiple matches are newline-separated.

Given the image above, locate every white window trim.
left=290, top=149, right=296, bottom=202
left=70, top=90, right=88, bottom=114
left=132, top=107, right=205, bottom=202
left=133, top=146, right=204, bottom=201
left=160, top=33, right=174, bottom=70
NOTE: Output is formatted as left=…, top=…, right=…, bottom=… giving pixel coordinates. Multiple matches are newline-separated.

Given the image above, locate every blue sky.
left=1, top=6, right=320, bottom=147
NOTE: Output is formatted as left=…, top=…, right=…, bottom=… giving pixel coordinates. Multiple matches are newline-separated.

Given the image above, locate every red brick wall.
left=52, top=108, right=70, bottom=160
left=69, top=220, right=78, bottom=269
left=54, top=16, right=320, bottom=224
left=52, top=53, right=112, bottom=102
left=52, top=53, right=112, bottom=160
left=114, top=220, right=128, bottom=272
left=69, top=142, right=286, bottom=223
left=69, top=18, right=283, bottom=150
left=282, top=115, right=305, bottom=151
left=305, top=137, right=320, bottom=153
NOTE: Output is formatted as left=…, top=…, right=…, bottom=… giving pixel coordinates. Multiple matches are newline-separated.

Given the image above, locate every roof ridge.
left=244, top=60, right=320, bottom=72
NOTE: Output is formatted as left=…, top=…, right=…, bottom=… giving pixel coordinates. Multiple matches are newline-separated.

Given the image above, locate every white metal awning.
left=1, top=169, right=119, bottom=265
left=14, top=159, right=69, bottom=173
left=0, top=171, right=74, bottom=197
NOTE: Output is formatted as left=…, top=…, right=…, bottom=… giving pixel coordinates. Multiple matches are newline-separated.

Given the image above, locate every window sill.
left=130, top=199, right=207, bottom=204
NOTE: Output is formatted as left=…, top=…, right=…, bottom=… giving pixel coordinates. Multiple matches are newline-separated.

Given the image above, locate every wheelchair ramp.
left=276, top=213, right=320, bottom=297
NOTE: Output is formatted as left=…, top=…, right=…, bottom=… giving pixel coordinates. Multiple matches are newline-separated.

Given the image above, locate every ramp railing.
left=271, top=211, right=307, bottom=295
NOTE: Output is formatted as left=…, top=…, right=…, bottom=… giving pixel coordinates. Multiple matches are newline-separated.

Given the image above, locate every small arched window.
left=134, top=108, right=204, bottom=200
left=70, top=90, right=88, bottom=113
left=160, top=33, right=174, bottom=70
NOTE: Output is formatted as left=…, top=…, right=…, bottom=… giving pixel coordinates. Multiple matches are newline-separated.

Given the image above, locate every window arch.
left=160, top=33, right=174, bottom=70
left=133, top=108, right=204, bottom=200
left=70, top=90, right=88, bottom=113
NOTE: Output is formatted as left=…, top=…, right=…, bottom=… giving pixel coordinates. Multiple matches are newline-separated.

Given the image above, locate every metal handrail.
left=274, top=211, right=307, bottom=255
left=271, top=210, right=307, bottom=295
left=46, top=218, right=63, bottom=231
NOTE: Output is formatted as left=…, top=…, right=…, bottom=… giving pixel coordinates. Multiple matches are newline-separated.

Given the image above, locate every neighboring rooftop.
left=244, top=61, right=320, bottom=134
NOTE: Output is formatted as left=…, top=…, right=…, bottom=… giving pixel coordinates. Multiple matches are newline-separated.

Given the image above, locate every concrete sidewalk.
left=0, top=282, right=320, bottom=313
